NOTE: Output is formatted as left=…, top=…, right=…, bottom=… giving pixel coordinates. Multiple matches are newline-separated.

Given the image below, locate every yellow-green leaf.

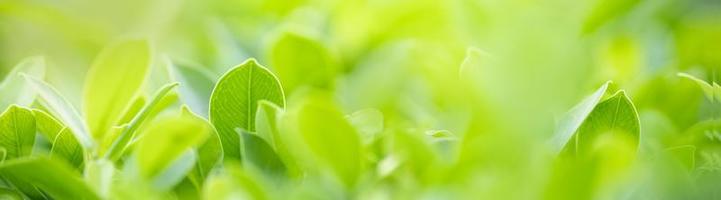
left=0, top=105, right=35, bottom=160
left=0, top=157, right=99, bottom=200
left=83, top=40, right=152, bottom=140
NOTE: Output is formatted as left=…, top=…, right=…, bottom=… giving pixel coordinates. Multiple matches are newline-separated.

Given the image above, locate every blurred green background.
left=1, top=0, right=720, bottom=199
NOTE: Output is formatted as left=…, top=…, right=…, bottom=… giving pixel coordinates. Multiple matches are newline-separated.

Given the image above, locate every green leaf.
left=0, top=56, right=45, bottom=109
left=84, top=158, right=114, bottom=198
left=255, top=100, right=301, bottom=178
left=346, top=108, right=384, bottom=144
left=0, top=157, right=99, bottom=200
left=181, top=106, right=222, bottom=190
left=209, top=58, right=285, bottom=160
left=134, top=113, right=211, bottom=183
left=0, top=105, right=35, bottom=160
left=83, top=39, right=152, bottom=140
left=550, top=81, right=611, bottom=154
left=678, top=72, right=720, bottom=101
left=0, top=187, right=23, bottom=200
left=167, top=59, right=217, bottom=118
left=104, top=82, right=179, bottom=161
left=292, top=92, right=362, bottom=187
left=23, top=75, right=95, bottom=149
left=561, top=91, right=640, bottom=157
left=32, top=109, right=83, bottom=168
left=582, top=0, right=641, bottom=33
left=268, top=31, right=337, bottom=93
left=241, top=132, right=287, bottom=178
left=202, top=162, right=268, bottom=200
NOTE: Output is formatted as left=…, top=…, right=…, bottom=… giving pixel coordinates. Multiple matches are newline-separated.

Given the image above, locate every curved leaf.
left=561, top=91, right=640, bottom=156
left=293, top=92, right=362, bottom=187
left=32, top=109, right=83, bottom=168
left=167, top=59, right=217, bottom=118
left=209, top=58, right=285, bottom=160
left=268, top=32, right=336, bottom=93
left=83, top=40, right=151, bottom=140
left=0, top=105, right=35, bottom=160
left=24, top=75, right=95, bottom=149
left=550, top=81, right=611, bottom=154
left=181, top=106, right=222, bottom=189
left=104, top=82, right=179, bottom=161
left=0, top=157, right=99, bottom=200
left=0, top=56, right=45, bottom=109
left=134, top=113, right=210, bottom=182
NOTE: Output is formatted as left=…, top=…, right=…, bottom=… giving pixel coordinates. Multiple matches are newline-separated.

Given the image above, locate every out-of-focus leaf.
left=32, top=109, right=83, bottom=168
left=167, top=58, right=217, bottom=118
left=151, top=150, right=196, bottom=190
left=0, top=157, right=99, bottom=200
left=561, top=91, right=640, bottom=157
left=667, top=145, right=696, bottom=171
left=0, top=56, right=45, bottom=109
left=104, top=83, right=179, bottom=161
left=84, top=158, right=114, bottom=198
left=255, top=100, right=301, bottom=178
left=550, top=81, right=611, bottom=154
left=83, top=40, right=151, bottom=140
left=582, top=0, right=641, bottom=33
left=202, top=162, right=268, bottom=200
left=209, top=58, right=285, bottom=160
left=241, top=132, right=286, bottom=178
left=678, top=72, right=720, bottom=101
left=346, top=108, right=384, bottom=144
left=0, top=187, right=23, bottom=200
left=181, top=106, right=222, bottom=190
left=24, top=75, right=95, bottom=149
left=134, top=113, right=210, bottom=184
left=0, top=105, right=35, bottom=160
left=292, top=92, right=362, bottom=187
left=116, top=96, right=146, bottom=125
left=255, top=100, right=283, bottom=150
left=268, top=31, right=336, bottom=93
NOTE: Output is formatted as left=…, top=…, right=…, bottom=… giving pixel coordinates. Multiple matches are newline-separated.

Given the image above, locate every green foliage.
left=0, top=0, right=719, bottom=199
left=209, top=59, right=285, bottom=160
left=83, top=40, right=152, bottom=140
left=0, top=105, right=35, bottom=160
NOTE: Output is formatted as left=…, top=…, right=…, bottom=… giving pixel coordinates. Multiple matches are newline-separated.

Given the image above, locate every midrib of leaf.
left=92, top=87, right=125, bottom=137
left=247, top=65, right=253, bottom=131
left=11, top=107, right=22, bottom=158
left=609, top=93, right=623, bottom=130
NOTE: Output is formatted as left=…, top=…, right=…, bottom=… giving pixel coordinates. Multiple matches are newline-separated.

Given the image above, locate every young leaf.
left=83, top=39, right=152, bottom=140
left=84, top=158, right=114, bottom=198
left=0, top=105, right=35, bottom=160
left=32, top=109, right=83, bottom=168
left=346, top=108, right=384, bottom=144
left=293, top=92, right=362, bottom=187
left=561, top=91, right=640, bottom=156
left=255, top=100, right=301, bottom=177
left=0, top=56, right=45, bottom=109
left=549, top=81, right=611, bottom=154
left=0, top=157, right=100, bottom=200
left=181, top=106, right=222, bottom=189
left=202, top=162, right=268, bottom=200
left=678, top=73, right=720, bottom=101
left=24, top=75, right=95, bottom=149
left=241, top=131, right=287, bottom=178
left=268, top=31, right=337, bottom=93
left=104, top=82, right=179, bottom=161
left=133, top=113, right=210, bottom=183
left=209, top=58, right=285, bottom=160
left=167, top=58, right=217, bottom=118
